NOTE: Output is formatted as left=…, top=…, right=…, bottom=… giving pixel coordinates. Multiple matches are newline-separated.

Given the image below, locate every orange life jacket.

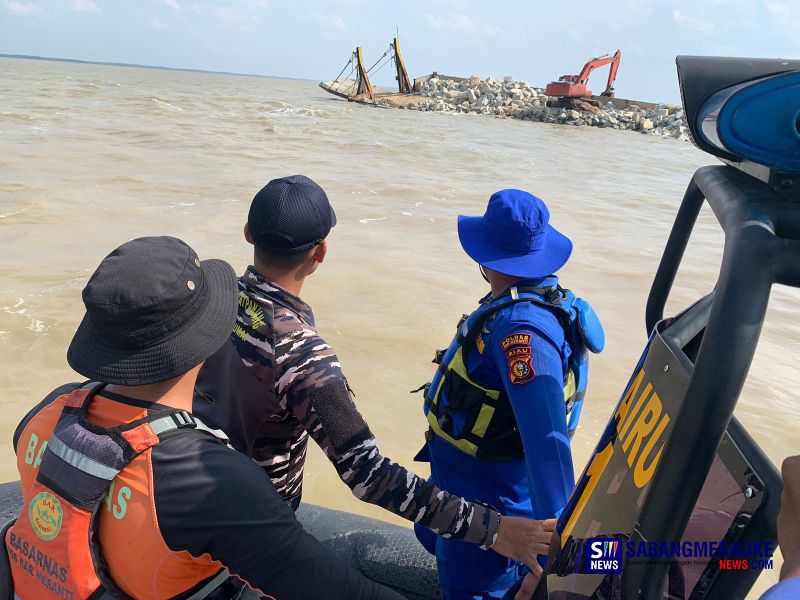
left=5, top=383, right=234, bottom=600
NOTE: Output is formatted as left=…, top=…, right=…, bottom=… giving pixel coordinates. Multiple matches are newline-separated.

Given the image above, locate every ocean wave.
left=262, top=101, right=327, bottom=118
left=1, top=300, right=48, bottom=335
left=150, top=97, right=184, bottom=112
left=61, top=86, right=101, bottom=98
left=0, top=112, right=36, bottom=123
left=265, top=107, right=317, bottom=117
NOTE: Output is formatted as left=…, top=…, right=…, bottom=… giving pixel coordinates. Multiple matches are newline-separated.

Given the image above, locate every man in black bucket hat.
left=6, top=236, right=403, bottom=600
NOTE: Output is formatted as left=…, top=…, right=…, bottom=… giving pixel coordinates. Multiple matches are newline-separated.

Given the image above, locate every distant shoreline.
left=0, top=53, right=313, bottom=83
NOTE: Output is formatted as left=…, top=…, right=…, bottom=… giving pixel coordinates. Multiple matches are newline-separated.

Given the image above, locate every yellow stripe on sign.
left=560, top=441, right=614, bottom=548
left=614, top=369, right=645, bottom=432
left=619, top=381, right=652, bottom=440
left=633, top=413, right=670, bottom=488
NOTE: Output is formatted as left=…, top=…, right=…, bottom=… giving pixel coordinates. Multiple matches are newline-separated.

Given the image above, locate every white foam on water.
left=151, top=97, right=184, bottom=111
left=27, top=320, right=46, bottom=333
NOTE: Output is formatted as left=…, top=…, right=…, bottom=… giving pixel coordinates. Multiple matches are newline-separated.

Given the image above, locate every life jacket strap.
left=424, top=284, right=581, bottom=461
left=184, top=569, right=234, bottom=600
left=46, top=434, right=122, bottom=481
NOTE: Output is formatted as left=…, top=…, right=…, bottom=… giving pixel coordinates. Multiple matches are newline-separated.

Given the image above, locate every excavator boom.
left=545, top=49, right=622, bottom=98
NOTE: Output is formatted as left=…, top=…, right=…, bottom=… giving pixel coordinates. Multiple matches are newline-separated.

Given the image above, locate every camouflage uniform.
left=194, top=266, right=501, bottom=548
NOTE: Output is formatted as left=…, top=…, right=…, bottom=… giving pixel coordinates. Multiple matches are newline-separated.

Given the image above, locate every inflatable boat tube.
left=0, top=481, right=440, bottom=600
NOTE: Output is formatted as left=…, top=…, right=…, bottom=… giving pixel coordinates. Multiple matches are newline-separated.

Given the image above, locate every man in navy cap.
left=194, top=176, right=555, bottom=577
left=414, top=189, right=605, bottom=599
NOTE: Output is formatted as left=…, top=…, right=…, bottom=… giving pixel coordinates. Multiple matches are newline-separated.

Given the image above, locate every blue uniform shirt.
left=419, top=279, right=578, bottom=594
left=426, top=279, right=576, bottom=521
left=760, top=578, right=800, bottom=599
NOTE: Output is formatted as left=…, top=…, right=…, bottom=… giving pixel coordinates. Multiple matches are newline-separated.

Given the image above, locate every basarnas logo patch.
left=29, top=491, right=63, bottom=541
left=584, top=537, right=623, bottom=574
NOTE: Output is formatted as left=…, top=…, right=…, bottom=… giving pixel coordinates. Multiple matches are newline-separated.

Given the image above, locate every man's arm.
left=490, top=323, right=575, bottom=521
left=758, top=454, right=800, bottom=600
left=759, top=456, right=800, bottom=600
left=153, top=435, right=404, bottom=600
left=273, top=322, right=502, bottom=546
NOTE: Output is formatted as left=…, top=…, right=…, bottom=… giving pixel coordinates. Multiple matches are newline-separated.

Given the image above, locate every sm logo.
left=584, top=538, right=623, bottom=574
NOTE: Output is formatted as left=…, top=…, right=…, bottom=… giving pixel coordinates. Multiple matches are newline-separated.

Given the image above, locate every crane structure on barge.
left=320, top=36, right=414, bottom=104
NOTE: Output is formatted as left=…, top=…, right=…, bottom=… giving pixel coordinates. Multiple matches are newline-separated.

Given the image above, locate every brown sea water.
left=1, top=57, right=796, bottom=593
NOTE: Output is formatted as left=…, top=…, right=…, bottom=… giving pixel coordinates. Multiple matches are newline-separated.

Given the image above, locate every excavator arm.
left=545, top=49, right=622, bottom=98
left=602, top=49, right=621, bottom=96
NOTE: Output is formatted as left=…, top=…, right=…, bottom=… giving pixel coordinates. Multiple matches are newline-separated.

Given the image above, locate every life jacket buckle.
left=547, top=286, right=562, bottom=304
left=171, top=410, right=197, bottom=429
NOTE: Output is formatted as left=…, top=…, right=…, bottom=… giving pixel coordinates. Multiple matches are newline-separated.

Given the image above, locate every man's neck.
left=104, top=367, right=200, bottom=412
left=490, top=273, right=524, bottom=298
left=252, top=260, right=305, bottom=297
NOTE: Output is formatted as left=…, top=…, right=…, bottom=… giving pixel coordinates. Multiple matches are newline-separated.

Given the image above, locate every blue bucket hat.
left=457, top=189, right=572, bottom=278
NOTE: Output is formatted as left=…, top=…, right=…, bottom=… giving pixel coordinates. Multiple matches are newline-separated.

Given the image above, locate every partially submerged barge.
left=319, top=37, right=419, bottom=108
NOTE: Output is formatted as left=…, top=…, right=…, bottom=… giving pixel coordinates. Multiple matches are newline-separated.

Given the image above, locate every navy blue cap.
left=248, top=175, right=337, bottom=254
left=457, top=189, right=572, bottom=278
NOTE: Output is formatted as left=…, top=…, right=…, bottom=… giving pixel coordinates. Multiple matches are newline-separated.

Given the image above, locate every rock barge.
left=404, top=74, right=688, bottom=140
left=318, top=40, right=688, bottom=140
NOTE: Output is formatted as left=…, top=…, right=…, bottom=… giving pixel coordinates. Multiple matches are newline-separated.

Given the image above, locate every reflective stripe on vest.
left=47, top=434, right=121, bottom=480
left=6, top=383, right=231, bottom=600
left=425, top=283, right=590, bottom=461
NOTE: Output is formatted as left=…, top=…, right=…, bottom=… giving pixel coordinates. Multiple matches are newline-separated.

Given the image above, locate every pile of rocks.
left=400, top=75, right=688, bottom=140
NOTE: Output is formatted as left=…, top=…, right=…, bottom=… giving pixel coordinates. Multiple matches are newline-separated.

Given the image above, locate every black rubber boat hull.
left=0, top=481, right=440, bottom=599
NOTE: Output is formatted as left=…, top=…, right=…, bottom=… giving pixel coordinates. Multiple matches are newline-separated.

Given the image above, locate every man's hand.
left=779, top=455, right=800, bottom=580
left=514, top=565, right=543, bottom=600
left=491, top=515, right=555, bottom=572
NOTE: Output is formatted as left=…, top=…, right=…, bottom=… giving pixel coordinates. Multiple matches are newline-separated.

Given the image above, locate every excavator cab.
left=540, top=55, right=800, bottom=599
left=545, top=50, right=622, bottom=99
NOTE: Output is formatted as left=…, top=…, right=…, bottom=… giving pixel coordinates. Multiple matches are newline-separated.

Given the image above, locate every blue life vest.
left=424, top=281, right=604, bottom=461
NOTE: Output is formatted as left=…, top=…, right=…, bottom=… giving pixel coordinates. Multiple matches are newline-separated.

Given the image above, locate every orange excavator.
left=545, top=50, right=622, bottom=99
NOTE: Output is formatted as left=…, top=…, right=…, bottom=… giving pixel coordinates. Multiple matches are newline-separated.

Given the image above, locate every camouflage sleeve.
left=275, top=321, right=501, bottom=548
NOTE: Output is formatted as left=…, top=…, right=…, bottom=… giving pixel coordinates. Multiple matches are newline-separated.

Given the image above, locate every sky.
left=1, top=0, right=797, bottom=103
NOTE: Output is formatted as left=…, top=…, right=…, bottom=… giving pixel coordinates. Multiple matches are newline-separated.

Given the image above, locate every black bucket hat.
left=67, top=236, right=238, bottom=386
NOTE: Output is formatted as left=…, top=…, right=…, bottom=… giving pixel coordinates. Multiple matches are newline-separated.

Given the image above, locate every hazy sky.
left=1, top=0, right=796, bottom=102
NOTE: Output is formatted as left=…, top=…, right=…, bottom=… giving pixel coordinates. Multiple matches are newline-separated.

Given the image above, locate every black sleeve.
left=152, top=434, right=404, bottom=600
left=13, top=382, right=82, bottom=451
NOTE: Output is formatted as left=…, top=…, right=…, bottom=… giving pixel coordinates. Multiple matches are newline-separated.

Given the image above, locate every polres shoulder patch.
left=500, top=332, right=536, bottom=385
left=500, top=333, right=531, bottom=351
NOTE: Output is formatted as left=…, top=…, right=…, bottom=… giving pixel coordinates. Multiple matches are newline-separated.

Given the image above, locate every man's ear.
left=244, top=223, right=254, bottom=245
left=312, top=240, right=328, bottom=264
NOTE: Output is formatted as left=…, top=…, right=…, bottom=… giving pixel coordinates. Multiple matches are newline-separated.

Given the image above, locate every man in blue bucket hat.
left=414, top=189, right=605, bottom=599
